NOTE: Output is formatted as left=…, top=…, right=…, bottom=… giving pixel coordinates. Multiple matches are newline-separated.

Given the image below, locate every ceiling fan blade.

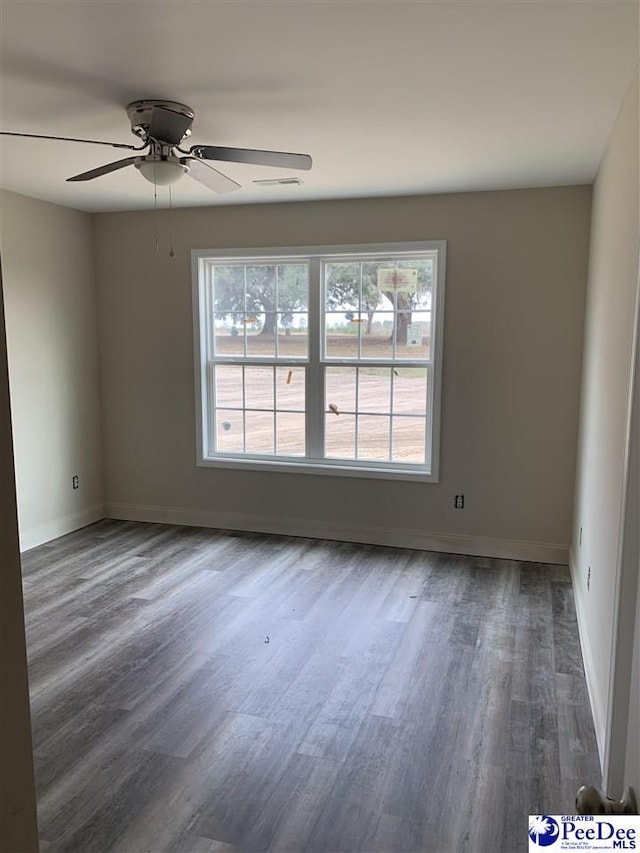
left=0, top=130, right=144, bottom=150
left=183, top=158, right=240, bottom=194
left=190, top=145, right=312, bottom=171
left=149, top=107, right=193, bottom=146
left=66, top=156, right=140, bottom=182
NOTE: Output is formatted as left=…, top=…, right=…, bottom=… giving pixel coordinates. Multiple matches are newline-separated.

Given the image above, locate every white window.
left=192, top=241, right=446, bottom=481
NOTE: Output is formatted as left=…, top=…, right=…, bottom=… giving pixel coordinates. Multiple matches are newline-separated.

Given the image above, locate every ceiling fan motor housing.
left=126, top=100, right=195, bottom=145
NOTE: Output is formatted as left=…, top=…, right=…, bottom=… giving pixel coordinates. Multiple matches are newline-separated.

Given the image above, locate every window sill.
left=197, top=455, right=438, bottom=483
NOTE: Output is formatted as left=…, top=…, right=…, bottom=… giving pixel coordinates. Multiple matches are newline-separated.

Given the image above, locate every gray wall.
left=94, top=185, right=591, bottom=562
left=0, top=191, right=104, bottom=550
left=571, top=67, right=639, bottom=775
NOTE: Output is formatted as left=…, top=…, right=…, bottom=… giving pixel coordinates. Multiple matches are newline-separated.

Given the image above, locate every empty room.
left=1, top=2, right=639, bottom=852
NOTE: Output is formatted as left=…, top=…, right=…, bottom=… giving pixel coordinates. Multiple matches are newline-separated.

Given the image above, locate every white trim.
left=570, top=545, right=607, bottom=771
left=19, top=503, right=104, bottom=553
left=195, top=454, right=438, bottom=482
left=430, top=245, right=446, bottom=482
left=104, top=501, right=569, bottom=564
left=191, top=242, right=447, bottom=262
left=192, top=252, right=208, bottom=469
left=307, top=257, right=322, bottom=458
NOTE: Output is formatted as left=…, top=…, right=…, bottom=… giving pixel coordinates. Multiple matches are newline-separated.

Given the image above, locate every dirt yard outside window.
left=213, top=333, right=429, bottom=462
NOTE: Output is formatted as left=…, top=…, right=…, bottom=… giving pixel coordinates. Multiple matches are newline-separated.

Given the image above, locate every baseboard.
left=19, top=503, right=104, bottom=553
left=570, top=545, right=606, bottom=772
left=104, top=501, right=569, bottom=564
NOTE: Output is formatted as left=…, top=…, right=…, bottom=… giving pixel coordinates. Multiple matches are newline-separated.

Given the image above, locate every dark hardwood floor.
left=21, top=520, right=600, bottom=853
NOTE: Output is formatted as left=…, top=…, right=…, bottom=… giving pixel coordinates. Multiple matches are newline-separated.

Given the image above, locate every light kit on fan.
left=136, top=157, right=188, bottom=186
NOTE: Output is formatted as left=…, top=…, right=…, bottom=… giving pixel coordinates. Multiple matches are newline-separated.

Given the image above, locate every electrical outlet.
left=454, top=494, right=464, bottom=509
left=72, top=475, right=79, bottom=490
left=587, top=565, right=591, bottom=590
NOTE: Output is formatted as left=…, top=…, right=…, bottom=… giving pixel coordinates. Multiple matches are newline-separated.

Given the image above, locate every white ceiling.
left=0, top=1, right=638, bottom=213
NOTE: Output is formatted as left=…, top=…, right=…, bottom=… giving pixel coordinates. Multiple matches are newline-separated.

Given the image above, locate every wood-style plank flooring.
left=21, top=520, right=601, bottom=853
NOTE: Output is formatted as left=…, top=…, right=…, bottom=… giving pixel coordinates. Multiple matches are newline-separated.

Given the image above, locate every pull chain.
left=168, top=184, right=175, bottom=259
left=154, top=161, right=160, bottom=253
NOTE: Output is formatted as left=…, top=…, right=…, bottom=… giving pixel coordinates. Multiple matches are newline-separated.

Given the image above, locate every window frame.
left=192, top=241, right=446, bottom=482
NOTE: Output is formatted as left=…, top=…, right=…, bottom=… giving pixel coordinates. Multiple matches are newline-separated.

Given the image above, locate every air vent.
left=253, top=177, right=303, bottom=187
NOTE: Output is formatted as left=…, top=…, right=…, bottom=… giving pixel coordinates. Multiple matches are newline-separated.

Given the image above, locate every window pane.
left=276, top=413, right=305, bottom=456
left=357, top=368, right=391, bottom=414
left=325, top=413, right=355, bottom=459
left=212, top=311, right=233, bottom=337
left=325, top=261, right=360, bottom=309
left=276, top=367, right=305, bottom=411
left=213, top=314, right=245, bottom=357
left=215, top=365, right=243, bottom=409
left=360, top=315, right=394, bottom=359
left=246, top=316, right=275, bottom=357
left=245, top=264, right=276, bottom=315
left=324, top=257, right=434, bottom=363
left=391, top=416, right=426, bottom=463
left=245, top=366, right=274, bottom=410
left=358, top=415, right=390, bottom=460
left=325, top=367, right=356, bottom=414
left=377, top=261, right=428, bottom=307
left=277, top=313, right=308, bottom=358
left=245, top=411, right=274, bottom=454
left=393, top=368, right=428, bottom=415
left=216, top=409, right=244, bottom=453
left=393, top=312, right=428, bottom=358
left=325, top=260, right=381, bottom=319
left=325, top=312, right=360, bottom=358
left=277, top=263, right=308, bottom=312
left=212, top=261, right=309, bottom=356
left=212, top=265, right=244, bottom=314
left=397, top=258, right=433, bottom=310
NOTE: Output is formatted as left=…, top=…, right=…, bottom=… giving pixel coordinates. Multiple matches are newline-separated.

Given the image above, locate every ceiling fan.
left=0, top=99, right=313, bottom=194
